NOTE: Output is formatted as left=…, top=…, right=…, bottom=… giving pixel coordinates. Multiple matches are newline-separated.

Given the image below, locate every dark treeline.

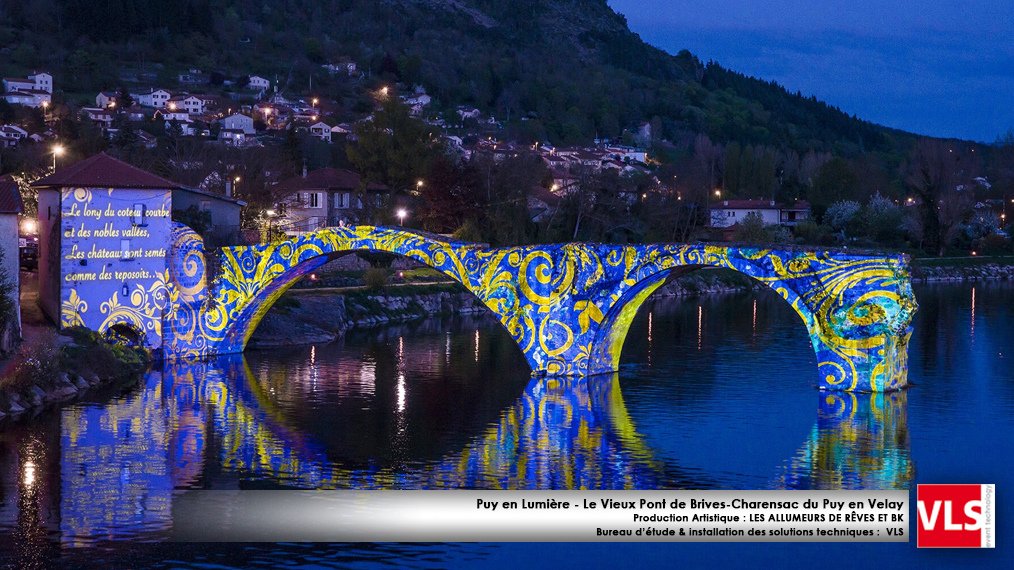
left=1, top=0, right=910, bottom=150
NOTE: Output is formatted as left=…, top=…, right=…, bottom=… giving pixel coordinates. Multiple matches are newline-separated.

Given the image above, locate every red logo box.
left=917, top=484, right=995, bottom=548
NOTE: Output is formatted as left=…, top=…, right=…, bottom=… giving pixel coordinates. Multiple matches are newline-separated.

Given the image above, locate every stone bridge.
left=163, top=224, right=917, bottom=392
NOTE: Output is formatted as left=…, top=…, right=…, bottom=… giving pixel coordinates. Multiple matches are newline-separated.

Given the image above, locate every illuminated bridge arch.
left=163, top=224, right=917, bottom=392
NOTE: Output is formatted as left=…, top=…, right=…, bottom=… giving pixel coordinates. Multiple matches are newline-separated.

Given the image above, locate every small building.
left=32, top=154, right=179, bottom=346
left=3, top=88, right=51, bottom=108
left=0, top=180, right=22, bottom=351
left=274, top=167, right=387, bottom=233
left=96, top=92, right=118, bottom=108
left=135, top=89, right=172, bottom=109
left=218, top=128, right=247, bottom=146
left=171, top=185, right=246, bottom=244
left=308, top=121, right=331, bottom=143
left=709, top=199, right=809, bottom=228
left=248, top=76, right=270, bottom=91
left=221, top=113, right=255, bottom=134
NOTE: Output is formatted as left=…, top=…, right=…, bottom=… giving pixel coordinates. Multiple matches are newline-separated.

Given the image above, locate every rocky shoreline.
left=0, top=328, right=149, bottom=423
left=911, top=262, right=1014, bottom=282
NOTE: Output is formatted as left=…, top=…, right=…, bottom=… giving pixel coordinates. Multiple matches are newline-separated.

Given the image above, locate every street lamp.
left=397, top=208, right=407, bottom=226
left=416, top=180, right=424, bottom=191
left=52, top=145, right=64, bottom=171
left=41, top=100, right=49, bottom=119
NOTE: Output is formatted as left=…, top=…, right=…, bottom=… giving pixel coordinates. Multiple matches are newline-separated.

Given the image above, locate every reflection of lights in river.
left=697, top=305, right=703, bottom=350
left=753, top=299, right=757, bottom=336
left=446, top=332, right=451, bottom=363
left=475, top=330, right=480, bottom=362
left=397, top=373, right=406, bottom=412
left=647, top=312, right=652, bottom=365
left=971, top=287, right=975, bottom=340
left=23, top=460, right=36, bottom=489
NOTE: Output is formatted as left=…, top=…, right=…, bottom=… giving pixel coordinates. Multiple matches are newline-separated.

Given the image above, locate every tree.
left=117, top=85, right=134, bottom=108
left=347, top=97, right=442, bottom=193
left=864, top=193, right=904, bottom=245
left=825, top=200, right=863, bottom=239
left=809, top=157, right=860, bottom=220
left=906, top=139, right=976, bottom=255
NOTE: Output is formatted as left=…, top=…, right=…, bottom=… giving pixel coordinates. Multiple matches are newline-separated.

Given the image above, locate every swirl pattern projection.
left=163, top=224, right=917, bottom=392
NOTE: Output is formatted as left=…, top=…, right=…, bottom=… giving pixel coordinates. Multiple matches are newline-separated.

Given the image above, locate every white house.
left=135, top=89, right=172, bottom=108
left=95, top=92, right=118, bottom=107
left=308, top=121, right=331, bottom=143
left=709, top=199, right=811, bottom=228
left=82, top=107, right=115, bottom=129
left=28, top=72, right=52, bottom=93
left=0, top=125, right=28, bottom=148
left=3, top=89, right=51, bottom=108
left=222, top=113, right=255, bottom=134
left=248, top=76, right=270, bottom=91
left=181, top=95, right=205, bottom=115
left=219, top=128, right=247, bottom=146
left=2, top=77, right=34, bottom=93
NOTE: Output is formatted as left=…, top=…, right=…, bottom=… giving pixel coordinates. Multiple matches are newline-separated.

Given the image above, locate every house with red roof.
left=32, top=154, right=181, bottom=345
left=274, top=167, right=388, bottom=233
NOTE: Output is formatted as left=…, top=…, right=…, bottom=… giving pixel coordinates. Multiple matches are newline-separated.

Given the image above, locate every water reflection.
left=0, top=287, right=952, bottom=560
left=773, top=391, right=913, bottom=490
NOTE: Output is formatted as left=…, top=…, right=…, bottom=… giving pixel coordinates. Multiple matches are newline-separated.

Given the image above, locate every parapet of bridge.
left=163, top=224, right=917, bottom=392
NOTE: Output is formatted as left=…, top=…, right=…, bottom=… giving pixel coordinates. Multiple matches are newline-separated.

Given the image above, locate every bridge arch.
left=589, top=245, right=917, bottom=392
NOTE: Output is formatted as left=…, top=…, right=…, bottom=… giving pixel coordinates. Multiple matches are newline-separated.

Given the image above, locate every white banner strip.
left=171, top=490, right=909, bottom=542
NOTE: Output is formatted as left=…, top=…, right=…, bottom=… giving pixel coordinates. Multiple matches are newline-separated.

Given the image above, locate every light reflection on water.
left=0, top=282, right=1011, bottom=568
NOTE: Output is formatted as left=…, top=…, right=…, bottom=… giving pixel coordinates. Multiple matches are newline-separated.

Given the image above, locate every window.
left=130, top=203, right=147, bottom=226
left=120, top=239, right=133, bottom=260
left=335, top=192, right=350, bottom=209
left=308, top=192, right=323, bottom=208
left=200, top=200, right=211, bottom=211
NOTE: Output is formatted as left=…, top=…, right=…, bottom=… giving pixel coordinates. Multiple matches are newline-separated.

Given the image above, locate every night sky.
left=608, top=0, right=1014, bottom=142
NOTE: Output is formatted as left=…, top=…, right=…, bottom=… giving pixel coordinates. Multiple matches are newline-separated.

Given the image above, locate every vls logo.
left=917, top=484, right=995, bottom=548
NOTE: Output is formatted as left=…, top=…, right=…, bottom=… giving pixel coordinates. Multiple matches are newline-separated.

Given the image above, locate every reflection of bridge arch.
left=164, top=225, right=917, bottom=391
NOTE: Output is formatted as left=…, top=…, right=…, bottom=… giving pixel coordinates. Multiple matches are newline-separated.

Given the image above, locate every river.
left=0, top=282, right=1011, bottom=568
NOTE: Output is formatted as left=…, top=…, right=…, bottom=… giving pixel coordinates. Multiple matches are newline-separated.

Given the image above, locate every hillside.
left=0, top=0, right=908, bottom=152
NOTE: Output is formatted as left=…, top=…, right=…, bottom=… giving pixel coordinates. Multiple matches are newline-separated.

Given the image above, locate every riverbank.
left=0, top=326, right=149, bottom=422
left=910, top=256, right=1014, bottom=282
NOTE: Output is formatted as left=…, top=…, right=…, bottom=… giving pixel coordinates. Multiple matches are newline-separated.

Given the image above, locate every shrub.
left=362, top=267, right=388, bottom=291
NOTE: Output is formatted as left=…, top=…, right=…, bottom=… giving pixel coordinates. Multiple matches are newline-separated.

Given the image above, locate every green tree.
left=346, top=97, right=442, bottom=193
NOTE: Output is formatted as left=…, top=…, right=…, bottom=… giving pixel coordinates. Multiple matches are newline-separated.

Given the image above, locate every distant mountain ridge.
left=0, top=0, right=918, bottom=151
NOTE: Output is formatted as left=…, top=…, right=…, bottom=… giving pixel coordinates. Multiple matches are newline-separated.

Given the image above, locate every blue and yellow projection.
left=163, top=225, right=917, bottom=392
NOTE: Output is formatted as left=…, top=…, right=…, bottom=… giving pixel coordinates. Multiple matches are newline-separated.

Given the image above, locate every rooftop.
left=33, top=153, right=183, bottom=189
left=275, top=168, right=387, bottom=192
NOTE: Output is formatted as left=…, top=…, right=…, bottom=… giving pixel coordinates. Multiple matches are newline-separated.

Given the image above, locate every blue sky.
left=607, top=0, right=1014, bottom=142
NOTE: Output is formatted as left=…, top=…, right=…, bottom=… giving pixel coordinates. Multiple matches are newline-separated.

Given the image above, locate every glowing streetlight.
left=416, top=180, right=424, bottom=190
left=714, top=190, right=721, bottom=197
left=312, top=98, right=318, bottom=108
left=52, top=145, right=64, bottom=171
left=21, top=219, right=37, bottom=234
left=380, top=87, right=389, bottom=98
left=168, top=102, right=177, bottom=110
left=396, top=208, right=407, bottom=226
